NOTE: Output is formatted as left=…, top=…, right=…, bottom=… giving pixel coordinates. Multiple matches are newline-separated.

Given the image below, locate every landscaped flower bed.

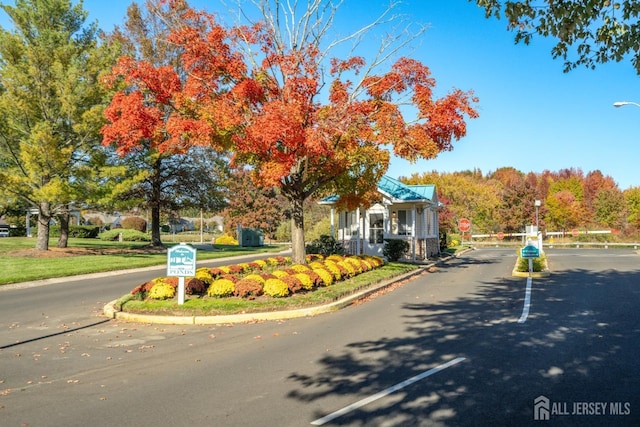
left=128, top=254, right=385, bottom=302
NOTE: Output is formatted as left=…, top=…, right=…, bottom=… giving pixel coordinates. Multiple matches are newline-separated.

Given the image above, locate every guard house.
left=320, top=175, right=441, bottom=261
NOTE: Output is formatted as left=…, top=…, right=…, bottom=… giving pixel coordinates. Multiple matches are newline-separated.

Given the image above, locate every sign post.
left=167, top=243, right=197, bottom=305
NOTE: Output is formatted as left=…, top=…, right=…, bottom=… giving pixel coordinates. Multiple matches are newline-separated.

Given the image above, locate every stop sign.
left=458, top=218, right=471, bottom=232
left=497, top=231, right=504, bottom=240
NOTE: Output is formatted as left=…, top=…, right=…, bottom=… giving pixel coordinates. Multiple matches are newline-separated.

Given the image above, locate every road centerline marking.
left=518, top=277, right=533, bottom=324
left=310, top=357, right=466, bottom=425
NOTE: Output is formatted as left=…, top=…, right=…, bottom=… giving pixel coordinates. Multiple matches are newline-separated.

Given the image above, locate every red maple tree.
left=104, top=1, right=479, bottom=263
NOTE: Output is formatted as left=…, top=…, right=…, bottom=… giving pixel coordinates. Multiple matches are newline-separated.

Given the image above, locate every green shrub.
left=99, top=229, right=151, bottom=242
left=383, top=238, right=410, bottom=261
left=50, top=225, right=100, bottom=238
left=306, top=235, right=344, bottom=256
left=120, top=216, right=147, bottom=232
left=207, top=278, right=235, bottom=297
left=516, top=253, right=547, bottom=272
left=263, top=278, right=290, bottom=297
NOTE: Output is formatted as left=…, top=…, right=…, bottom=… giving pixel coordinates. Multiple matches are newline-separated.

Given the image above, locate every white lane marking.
left=518, top=277, right=532, bottom=324
left=310, top=357, right=466, bottom=426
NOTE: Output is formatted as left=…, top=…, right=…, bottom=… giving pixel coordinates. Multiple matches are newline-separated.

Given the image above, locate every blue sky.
left=3, top=0, right=640, bottom=189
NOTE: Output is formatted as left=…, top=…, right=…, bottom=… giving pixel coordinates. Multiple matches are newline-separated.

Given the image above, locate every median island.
left=105, top=254, right=425, bottom=324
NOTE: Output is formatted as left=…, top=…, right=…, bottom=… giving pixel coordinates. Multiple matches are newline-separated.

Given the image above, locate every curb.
left=511, top=269, right=551, bottom=278
left=511, top=252, right=551, bottom=278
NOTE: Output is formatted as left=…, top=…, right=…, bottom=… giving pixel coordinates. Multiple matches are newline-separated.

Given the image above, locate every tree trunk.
left=290, top=195, right=306, bottom=264
left=57, top=208, right=70, bottom=248
left=150, top=203, right=162, bottom=247
left=35, top=201, right=51, bottom=251
left=149, top=157, right=163, bottom=247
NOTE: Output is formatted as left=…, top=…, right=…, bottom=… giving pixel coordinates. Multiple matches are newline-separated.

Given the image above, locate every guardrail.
left=471, top=241, right=640, bottom=250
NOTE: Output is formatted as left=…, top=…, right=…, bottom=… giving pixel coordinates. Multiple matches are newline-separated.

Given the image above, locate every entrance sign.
left=520, top=245, right=540, bottom=259
left=167, top=243, right=197, bottom=305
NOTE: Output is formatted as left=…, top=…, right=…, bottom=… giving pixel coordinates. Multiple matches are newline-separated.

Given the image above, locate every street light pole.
left=613, top=101, right=640, bottom=108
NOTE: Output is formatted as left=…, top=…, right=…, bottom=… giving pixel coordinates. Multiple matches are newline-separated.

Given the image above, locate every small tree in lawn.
left=151, top=0, right=479, bottom=263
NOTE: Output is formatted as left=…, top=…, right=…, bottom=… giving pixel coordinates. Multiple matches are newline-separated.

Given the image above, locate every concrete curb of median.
left=103, top=265, right=432, bottom=325
left=103, top=250, right=478, bottom=325
left=511, top=253, right=551, bottom=278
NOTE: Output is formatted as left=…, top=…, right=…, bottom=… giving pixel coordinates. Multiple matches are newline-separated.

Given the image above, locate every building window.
left=369, top=213, right=384, bottom=244
left=397, top=210, right=412, bottom=235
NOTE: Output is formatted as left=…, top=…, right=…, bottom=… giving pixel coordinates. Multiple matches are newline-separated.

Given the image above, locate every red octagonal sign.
left=458, top=218, right=471, bottom=232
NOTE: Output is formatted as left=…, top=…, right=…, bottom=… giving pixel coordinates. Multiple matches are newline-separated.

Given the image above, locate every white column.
left=330, top=207, right=335, bottom=237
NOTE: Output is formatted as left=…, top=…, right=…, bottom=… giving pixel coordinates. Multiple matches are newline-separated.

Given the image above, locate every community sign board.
left=167, top=243, right=197, bottom=304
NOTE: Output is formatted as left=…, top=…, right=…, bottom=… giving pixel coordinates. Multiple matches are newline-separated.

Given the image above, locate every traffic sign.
left=497, top=232, right=504, bottom=240
left=458, top=218, right=471, bottom=232
left=520, top=245, right=540, bottom=259
left=571, top=229, right=579, bottom=237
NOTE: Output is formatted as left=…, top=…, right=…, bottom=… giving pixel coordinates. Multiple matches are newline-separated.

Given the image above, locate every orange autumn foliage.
left=101, top=1, right=479, bottom=263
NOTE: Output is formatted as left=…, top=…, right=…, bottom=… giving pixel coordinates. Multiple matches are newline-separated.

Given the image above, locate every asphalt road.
left=1, top=248, right=638, bottom=426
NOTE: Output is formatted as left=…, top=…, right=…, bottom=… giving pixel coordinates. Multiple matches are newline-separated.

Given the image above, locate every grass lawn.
left=0, top=237, right=286, bottom=286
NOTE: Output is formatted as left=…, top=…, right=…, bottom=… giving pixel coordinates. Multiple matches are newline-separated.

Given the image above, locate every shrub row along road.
left=1, top=248, right=639, bottom=426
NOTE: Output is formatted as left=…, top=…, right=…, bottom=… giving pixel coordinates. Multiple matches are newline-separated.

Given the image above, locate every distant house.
left=320, top=175, right=441, bottom=261
left=0, top=218, right=9, bottom=237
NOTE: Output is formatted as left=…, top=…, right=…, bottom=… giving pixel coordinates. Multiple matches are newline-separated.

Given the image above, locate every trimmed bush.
left=263, top=278, right=290, bottom=297
left=313, top=268, right=334, bottom=286
left=120, top=216, right=147, bottom=232
left=294, top=273, right=315, bottom=291
left=244, top=274, right=266, bottom=284
left=383, top=238, right=410, bottom=261
left=272, top=270, right=289, bottom=279
left=207, top=279, right=236, bottom=297
left=234, top=278, right=264, bottom=298
left=185, top=278, right=207, bottom=295
left=195, top=268, right=215, bottom=285
left=306, top=234, right=344, bottom=256
left=322, top=262, right=342, bottom=280
left=99, top=229, right=151, bottom=242
left=215, top=234, right=238, bottom=245
left=280, top=275, right=304, bottom=294
left=50, top=225, right=100, bottom=238
left=290, top=264, right=310, bottom=273
left=147, top=282, right=176, bottom=300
